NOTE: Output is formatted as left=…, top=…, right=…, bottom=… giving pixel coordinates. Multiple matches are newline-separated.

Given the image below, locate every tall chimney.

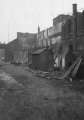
left=73, top=4, right=77, bottom=51
left=73, top=4, right=77, bottom=16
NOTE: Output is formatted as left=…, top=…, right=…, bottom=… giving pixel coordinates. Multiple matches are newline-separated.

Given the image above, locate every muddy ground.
left=0, top=64, right=84, bottom=120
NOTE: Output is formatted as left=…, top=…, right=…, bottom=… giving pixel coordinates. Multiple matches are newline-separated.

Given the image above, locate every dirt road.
left=0, top=64, right=84, bottom=120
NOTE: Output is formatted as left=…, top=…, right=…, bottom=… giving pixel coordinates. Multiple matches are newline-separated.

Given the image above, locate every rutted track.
left=0, top=64, right=84, bottom=120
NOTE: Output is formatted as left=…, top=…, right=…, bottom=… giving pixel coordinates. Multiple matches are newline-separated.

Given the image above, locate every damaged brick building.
left=37, top=4, right=84, bottom=71
left=37, top=14, right=71, bottom=69
left=62, top=4, right=84, bottom=69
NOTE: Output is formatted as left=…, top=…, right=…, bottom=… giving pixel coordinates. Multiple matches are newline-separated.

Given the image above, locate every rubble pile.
left=34, top=56, right=82, bottom=81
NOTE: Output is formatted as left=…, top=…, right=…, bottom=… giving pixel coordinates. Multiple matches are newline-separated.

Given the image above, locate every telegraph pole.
left=8, top=21, right=10, bottom=43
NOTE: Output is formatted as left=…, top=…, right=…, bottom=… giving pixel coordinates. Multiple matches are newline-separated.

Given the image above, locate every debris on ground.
left=34, top=56, right=82, bottom=81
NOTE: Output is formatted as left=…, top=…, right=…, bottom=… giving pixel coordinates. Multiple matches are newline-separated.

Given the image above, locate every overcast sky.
left=0, top=0, right=84, bottom=43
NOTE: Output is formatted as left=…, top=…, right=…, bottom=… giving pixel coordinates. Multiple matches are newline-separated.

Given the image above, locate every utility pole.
left=8, top=21, right=10, bottom=43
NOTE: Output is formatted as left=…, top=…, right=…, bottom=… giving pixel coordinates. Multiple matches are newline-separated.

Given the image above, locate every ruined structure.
left=62, top=4, right=84, bottom=68
left=37, top=14, right=71, bottom=69
left=5, top=4, right=84, bottom=75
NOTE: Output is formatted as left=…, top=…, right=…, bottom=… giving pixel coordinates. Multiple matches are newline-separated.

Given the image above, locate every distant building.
left=5, top=39, right=19, bottom=62
left=0, top=44, right=6, bottom=61
left=6, top=32, right=37, bottom=64
left=17, top=32, right=37, bottom=49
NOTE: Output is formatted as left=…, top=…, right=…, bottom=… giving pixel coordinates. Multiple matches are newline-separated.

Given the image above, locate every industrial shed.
left=32, top=48, right=54, bottom=71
